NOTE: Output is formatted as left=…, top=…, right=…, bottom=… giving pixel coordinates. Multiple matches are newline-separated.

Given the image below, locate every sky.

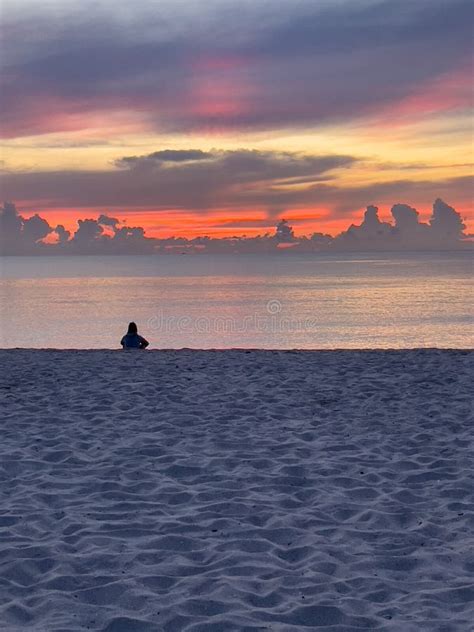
left=1, top=0, right=473, bottom=240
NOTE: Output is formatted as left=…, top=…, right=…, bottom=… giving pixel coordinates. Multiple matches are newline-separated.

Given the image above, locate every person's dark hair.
left=127, top=322, right=138, bottom=334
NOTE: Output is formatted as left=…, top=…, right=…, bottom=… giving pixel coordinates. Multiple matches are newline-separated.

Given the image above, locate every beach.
left=0, top=349, right=473, bottom=631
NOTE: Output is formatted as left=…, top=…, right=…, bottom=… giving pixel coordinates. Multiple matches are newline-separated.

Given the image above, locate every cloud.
left=115, top=150, right=215, bottom=171
left=97, top=214, right=120, bottom=228
left=275, top=219, right=295, bottom=243
left=54, top=224, right=71, bottom=244
left=0, top=149, right=356, bottom=209
left=0, top=201, right=54, bottom=253
left=1, top=0, right=472, bottom=137
left=67, top=215, right=154, bottom=254
left=430, top=198, right=467, bottom=238
left=0, top=203, right=155, bottom=254
left=334, top=198, right=469, bottom=250
left=72, top=218, right=104, bottom=245
left=304, top=175, right=474, bottom=217
left=22, top=214, right=52, bottom=243
left=1, top=198, right=470, bottom=255
left=2, top=155, right=471, bottom=229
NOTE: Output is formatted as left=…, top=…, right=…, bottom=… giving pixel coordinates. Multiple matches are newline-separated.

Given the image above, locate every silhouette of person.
left=121, top=322, right=149, bottom=349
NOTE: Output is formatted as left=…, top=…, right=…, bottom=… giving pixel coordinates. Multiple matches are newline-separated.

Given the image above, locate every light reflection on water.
left=0, top=253, right=472, bottom=348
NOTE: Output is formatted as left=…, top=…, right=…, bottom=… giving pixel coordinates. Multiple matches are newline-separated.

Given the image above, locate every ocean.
left=0, top=252, right=472, bottom=349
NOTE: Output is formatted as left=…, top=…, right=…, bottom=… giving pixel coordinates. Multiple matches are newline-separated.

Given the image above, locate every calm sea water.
left=0, top=253, right=472, bottom=349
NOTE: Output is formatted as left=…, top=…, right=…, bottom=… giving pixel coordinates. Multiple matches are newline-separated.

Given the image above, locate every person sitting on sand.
left=120, top=322, right=149, bottom=349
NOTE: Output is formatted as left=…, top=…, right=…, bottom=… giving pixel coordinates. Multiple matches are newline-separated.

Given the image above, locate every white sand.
left=0, top=349, right=473, bottom=632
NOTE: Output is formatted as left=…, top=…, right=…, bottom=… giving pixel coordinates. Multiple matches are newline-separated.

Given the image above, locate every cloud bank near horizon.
left=1, top=198, right=470, bottom=255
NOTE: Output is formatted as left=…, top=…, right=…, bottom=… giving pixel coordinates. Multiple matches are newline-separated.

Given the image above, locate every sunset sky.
left=1, top=0, right=473, bottom=238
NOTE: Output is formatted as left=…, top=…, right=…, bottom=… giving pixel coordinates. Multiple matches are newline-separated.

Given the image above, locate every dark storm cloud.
left=144, top=150, right=214, bottom=163
left=0, top=149, right=357, bottom=209
left=1, top=146, right=472, bottom=225
left=116, top=150, right=214, bottom=169
left=1, top=0, right=472, bottom=136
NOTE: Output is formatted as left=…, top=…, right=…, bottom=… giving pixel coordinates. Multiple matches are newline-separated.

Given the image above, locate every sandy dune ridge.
left=0, top=349, right=473, bottom=631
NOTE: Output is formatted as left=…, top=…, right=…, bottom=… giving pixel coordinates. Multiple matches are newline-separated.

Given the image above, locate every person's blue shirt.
left=121, top=333, right=149, bottom=349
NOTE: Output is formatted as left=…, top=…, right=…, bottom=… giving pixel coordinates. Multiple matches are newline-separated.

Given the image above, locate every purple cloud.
left=0, top=149, right=357, bottom=209
left=1, top=0, right=472, bottom=136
